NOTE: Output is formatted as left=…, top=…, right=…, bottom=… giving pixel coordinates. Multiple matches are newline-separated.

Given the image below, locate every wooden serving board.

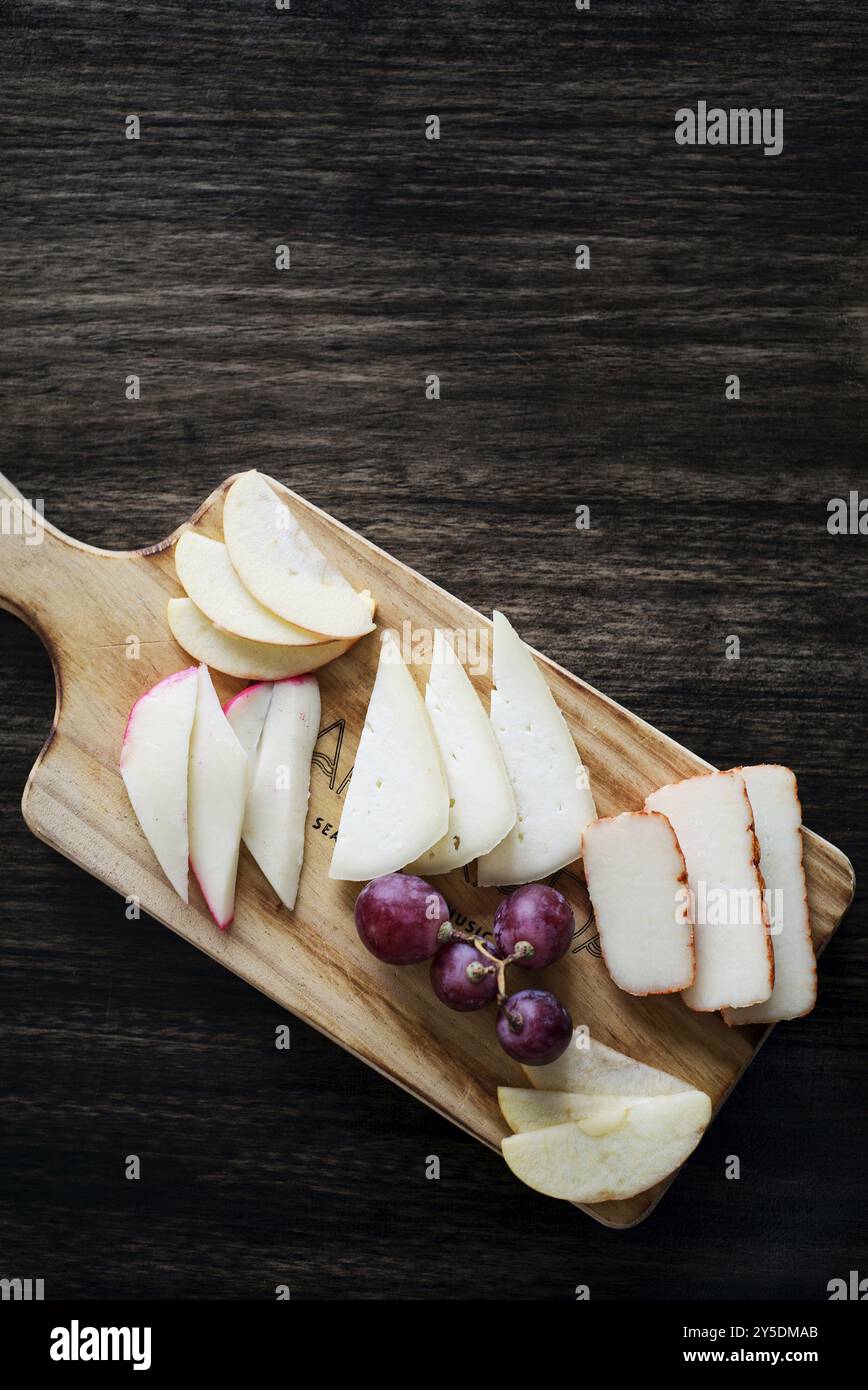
left=0, top=472, right=855, bottom=1228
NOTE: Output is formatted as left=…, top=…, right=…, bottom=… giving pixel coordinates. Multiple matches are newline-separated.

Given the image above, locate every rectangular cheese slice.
left=723, top=764, right=817, bottom=1025
left=645, top=771, right=773, bottom=1012
left=582, top=811, right=695, bottom=995
left=476, top=611, right=596, bottom=886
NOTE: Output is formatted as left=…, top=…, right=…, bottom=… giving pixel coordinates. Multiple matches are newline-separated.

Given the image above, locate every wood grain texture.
left=0, top=0, right=865, bottom=1297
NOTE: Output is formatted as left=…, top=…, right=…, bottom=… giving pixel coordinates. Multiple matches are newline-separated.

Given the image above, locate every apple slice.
left=522, top=1031, right=694, bottom=1096
left=498, top=1087, right=633, bottom=1134
left=409, top=629, right=516, bottom=876
left=329, top=631, right=448, bottom=880
left=222, top=471, right=375, bottom=640
left=120, top=667, right=198, bottom=901
left=188, top=665, right=248, bottom=929
left=582, top=811, right=695, bottom=995
left=224, top=681, right=273, bottom=782
left=501, top=1090, right=712, bottom=1202
left=477, top=611, right=596, bottom=887
left=175, top=532, right=324, bottom=646
left=723, top=764, right=817, bottom=1026
left=168, top=597, right=371, bottom=681
left=240, top=675, right=321, bottom=910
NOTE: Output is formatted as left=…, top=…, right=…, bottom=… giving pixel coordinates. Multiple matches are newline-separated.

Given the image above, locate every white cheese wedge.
left=522, top=1032, right=694, bottom=1097
left=645, top=771, right=774, bottom=1012
left=476, top=612, right=596, bottom=886
left=188, top=665, right=248, bottom=929
left=239, top=675, right=321, bottom=910
left=222, top=471, right=375, bottom=640
left=408, top=630, right=516, bottom=876
left=582, top=811, right=695, bottom=996
left=723, top=764, right=817, bottom=1026
left=329, top=632, right=448, bottom=880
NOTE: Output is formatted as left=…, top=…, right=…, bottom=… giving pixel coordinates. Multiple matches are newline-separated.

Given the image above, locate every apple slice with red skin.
left=120, top=666, right=198, bottom=901
left=225, top=674, right=321, bottom=910
left=188, top=665, right=248, bottom=929
left=224, top=680, right=273, bottom=785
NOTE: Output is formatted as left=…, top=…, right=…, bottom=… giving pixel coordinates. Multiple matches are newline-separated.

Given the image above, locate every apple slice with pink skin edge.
left=226, top=674, right=321, bottom=910
left=224, top=681, right=274, bottom=787
left=188, top=665, right=248, bottom=929
left=120, top=666, right=198, bottom=901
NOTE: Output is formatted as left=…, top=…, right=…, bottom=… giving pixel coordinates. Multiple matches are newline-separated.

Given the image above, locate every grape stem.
left=437, top=923, right=532, bottom=1007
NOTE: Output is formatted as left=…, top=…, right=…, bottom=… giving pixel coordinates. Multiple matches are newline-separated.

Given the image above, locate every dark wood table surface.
left=1, top=1, right=865, bottom=1300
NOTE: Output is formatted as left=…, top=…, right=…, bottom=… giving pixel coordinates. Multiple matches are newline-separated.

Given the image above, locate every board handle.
left=0, top=472, right=93, bottom=640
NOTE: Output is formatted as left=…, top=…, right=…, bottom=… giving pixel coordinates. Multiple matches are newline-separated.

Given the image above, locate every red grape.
left=496, top=989, right=573, bottom=1065
left=430, top=940, right=499, bottom=1011
left=354, top=873, right=448, bottom=965
left=493, top=883, right=574, bottom=970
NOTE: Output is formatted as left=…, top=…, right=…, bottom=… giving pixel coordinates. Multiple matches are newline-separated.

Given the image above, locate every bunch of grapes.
left=354, top=873, right=575, bottom=1065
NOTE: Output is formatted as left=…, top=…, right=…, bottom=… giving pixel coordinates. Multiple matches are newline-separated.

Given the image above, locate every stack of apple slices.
left=120, top=664, right=320, bottom=927
left=329, top=613, right=597, bottom=884
left=168, top=470, right=376, bottom=680
left=121, top=665, right=246, bottom=927
left=499, top=1035, right=711, bottom=1203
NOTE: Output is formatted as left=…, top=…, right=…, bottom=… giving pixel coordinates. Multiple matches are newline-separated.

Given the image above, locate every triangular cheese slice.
left=409, top=630, right=516, bottom=876
left=477, top=612, right=596, bottom=886
left=329, top=632, right=448, bottom=880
